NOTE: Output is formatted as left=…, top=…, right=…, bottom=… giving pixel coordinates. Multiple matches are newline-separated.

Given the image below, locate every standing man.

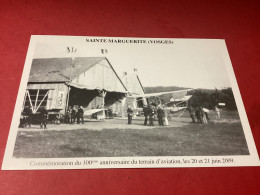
left=143, top=105, right=148, bottom=125
left=148, top=105, right=155, bottom=126
left=188, top=106, right=196, bottom=123
left=157, top=105, right=163, bottom=126
left=108, top=107, right=113, bottom=119
left=199, top=107, right=205, bottom=124
left=214, top=106, right=221, bottom=119
left=127, top=106, right=133, bottom=124
left=161, top=106, right=166, bottom=126
left=66, top=106, right=72, bottom=124
left=77, top=106, right=84, bottom=124
left=203, top=107, right=210, bottom=123
left=195, top=107, right=203, bottom=124
left=162, top=104, right=169, bottom=126
left=40, top=108, right=48, bottom=129
left=71, top=106, right=77, bottom=124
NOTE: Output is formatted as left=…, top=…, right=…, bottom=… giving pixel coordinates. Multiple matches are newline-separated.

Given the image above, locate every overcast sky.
left=33, top=36, right=232, bottom=89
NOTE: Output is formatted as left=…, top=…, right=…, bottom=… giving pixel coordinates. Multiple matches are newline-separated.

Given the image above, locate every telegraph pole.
left=65, top=47, right=76, bottom=114
left=101, top=49, right=108, bottom=119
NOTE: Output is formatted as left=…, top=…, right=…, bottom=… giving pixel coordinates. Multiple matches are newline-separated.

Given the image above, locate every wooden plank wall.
left=27, top=83, right=68, bottom=114
left=72, top=59, right=127, bottom=113
left=73, top=59, right=126, bottom=93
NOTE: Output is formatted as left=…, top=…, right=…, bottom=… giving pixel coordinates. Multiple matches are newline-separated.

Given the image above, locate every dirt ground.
left=18, top=117, right=188, bottom=131
left=18, top=111, right=240, bottom=132
left=13, top=111, right=249, bottom=158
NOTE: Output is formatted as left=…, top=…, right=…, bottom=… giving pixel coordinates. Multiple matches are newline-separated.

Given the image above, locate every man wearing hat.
left=143, top=104, right=149, bottom=125
left=127, top=106, right=134, bottom=124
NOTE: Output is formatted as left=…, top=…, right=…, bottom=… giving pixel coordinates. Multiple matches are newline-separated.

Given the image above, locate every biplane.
left=81, top=88, right=195, bottom=120
left=126, top=88, right=195, bottom=119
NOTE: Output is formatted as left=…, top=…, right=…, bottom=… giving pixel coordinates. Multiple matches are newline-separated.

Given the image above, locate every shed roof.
left=29, top=57, right=106, bottom=83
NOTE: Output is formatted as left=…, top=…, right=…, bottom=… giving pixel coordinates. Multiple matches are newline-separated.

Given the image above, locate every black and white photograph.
left=2, top=36, right=259, bottom=170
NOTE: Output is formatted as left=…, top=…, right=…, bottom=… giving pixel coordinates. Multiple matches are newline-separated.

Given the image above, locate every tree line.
left=144, top=86, right=237, bottom=110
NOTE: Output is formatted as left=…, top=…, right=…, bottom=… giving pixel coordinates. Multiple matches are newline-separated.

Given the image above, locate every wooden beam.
left=34, top=89, right=39, bottom=109
left=27, top=90, right=33, bottom=112
left=102, top=91, right=106, bottom=118
left=35, top=90, right=49, bottom=113
left=65, top=86, right=71, bottom=114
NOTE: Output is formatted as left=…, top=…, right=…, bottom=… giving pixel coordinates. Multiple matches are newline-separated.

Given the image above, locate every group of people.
left=65, top=106, right=84, bottom=124
left=127, top=104, right=222, bottom=126
left=188, top=106, right=221, bottom=124
left=127, top=104, right=169, bottom=126
left=21, top=103, right=222, bottom=129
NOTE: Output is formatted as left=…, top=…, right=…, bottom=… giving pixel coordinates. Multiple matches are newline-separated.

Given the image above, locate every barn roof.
left=29, top=57, right=107, bottom=83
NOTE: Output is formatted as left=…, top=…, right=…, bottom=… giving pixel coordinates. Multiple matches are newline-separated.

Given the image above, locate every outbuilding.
left=23, top=57, right=128, bottom=118
left=113, top=71, right=147, bottom=116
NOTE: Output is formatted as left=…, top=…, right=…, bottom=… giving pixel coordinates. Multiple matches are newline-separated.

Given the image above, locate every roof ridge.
left=29, top=57, right=106, bottom=82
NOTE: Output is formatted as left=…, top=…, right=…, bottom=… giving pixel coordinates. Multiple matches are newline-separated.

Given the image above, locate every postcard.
left=2, top=35, right=259, bottom=170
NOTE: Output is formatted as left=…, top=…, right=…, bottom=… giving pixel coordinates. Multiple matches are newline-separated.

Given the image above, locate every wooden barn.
left=23, top=57, right=128, bottom=116
left=113, top=72, right=147, bottom=116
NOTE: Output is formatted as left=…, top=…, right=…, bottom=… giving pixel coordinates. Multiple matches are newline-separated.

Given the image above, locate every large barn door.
left=24, top=89, right=49, bottom=113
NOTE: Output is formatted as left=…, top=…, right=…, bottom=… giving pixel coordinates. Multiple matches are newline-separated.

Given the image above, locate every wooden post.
left=34, top=89, right=39, bottom=109
left=65, top=57, right=73, bottom=114
left=65, top=85, right=71, bottom=114
left=27, top=90, right=34, bottom=113
left=102, top=91, right=107, bottom=119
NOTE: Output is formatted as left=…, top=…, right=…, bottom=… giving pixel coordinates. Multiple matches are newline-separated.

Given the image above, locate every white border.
left=2, top=36, right=259, bottom=170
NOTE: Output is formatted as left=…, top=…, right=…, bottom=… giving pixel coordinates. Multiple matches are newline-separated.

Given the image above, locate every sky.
left=33, top=36, right=232, bottom=89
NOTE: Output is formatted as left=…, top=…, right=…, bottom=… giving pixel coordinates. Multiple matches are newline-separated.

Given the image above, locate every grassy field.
left=13, top=111, right=249, bottom=158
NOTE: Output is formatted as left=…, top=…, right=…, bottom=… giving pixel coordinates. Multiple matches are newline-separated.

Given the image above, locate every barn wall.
left=71, top=59, right=127, bottom=112
left=113, top=97, right=139, bottom=117
left=27, top=83, right=68, bottom=114
left=86, top=96, right=103, bottom=110
left=119, top=74, right=147, bottom=116
left=121, top=74, right=144, bottom=95
left=72, top=59, right=126, bottom=93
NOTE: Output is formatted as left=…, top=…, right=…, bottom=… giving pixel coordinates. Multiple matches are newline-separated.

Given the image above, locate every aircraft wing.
left=134, top=107, right=143, bottom=112
left=84, top=109, right=106, bottom=116
left=128, top=89, right=195, bottom=98
left=164, top=106, right=187, bottom=112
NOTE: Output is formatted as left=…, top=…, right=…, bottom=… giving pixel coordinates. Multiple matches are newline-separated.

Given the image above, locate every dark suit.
left=148, top=107, right=155, bottom=126
left=127, top=108, right=133, bottom=124
left=143, top=106, right=148, bottom=125
left=71, top=109, right=77, bottom=124
left=157, top=108, right=164, bottom=126
left=77, top=108, right=84, bottom=124
left=195, top=107, right=203, bottom=124
left=188, top=107, right=196, bottom=123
